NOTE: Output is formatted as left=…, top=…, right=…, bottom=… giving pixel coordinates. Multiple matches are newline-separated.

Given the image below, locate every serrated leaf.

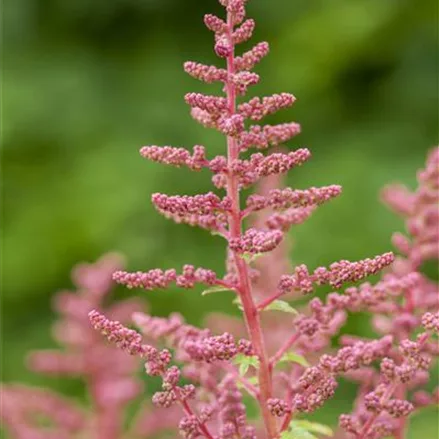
left=233, top=353, right=259, bottom=376
left=264, top=299, right=298, bottom=315
left=201, top=285, right=233, bottom=296
left=291, top=420, right=333, bottom=437
left=279, top=351, right=310, bottom=367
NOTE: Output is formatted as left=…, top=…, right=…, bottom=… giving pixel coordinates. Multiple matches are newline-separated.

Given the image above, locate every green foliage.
left=233, top=354, right=260, bottom=376
left=201, top=285, right=234, bottom=296
left=291, top=420, right=333, bottom=437
left=263, top=300, right=299, bottom=315
left=282, top=420, right=333, bottom=439
left=279, top=351, right=310, bottom=368
left=242, top=252, right=265, bottom=263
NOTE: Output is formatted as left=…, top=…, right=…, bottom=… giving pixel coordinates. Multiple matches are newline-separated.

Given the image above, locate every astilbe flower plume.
left=83, top=1, right=419, bottom=438
left=1, top=254, right=180, bottom=439
left=334, top=147, right=439, bottom=439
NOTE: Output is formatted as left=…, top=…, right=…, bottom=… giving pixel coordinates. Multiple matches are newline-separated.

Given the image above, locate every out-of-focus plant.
left=336, top=148, right=439, bottom=438
left=1, top=253, right=179, bottom=439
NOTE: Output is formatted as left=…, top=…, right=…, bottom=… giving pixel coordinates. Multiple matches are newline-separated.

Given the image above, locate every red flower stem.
left=358, top=382, right=398, bottom=439
left=224, top=11, right=278, bottom=439
left=269, top=332, right=301, bottom=370
left=177, top=390, right=215, bottom=439
left=359, top=332, right=431, bottom=438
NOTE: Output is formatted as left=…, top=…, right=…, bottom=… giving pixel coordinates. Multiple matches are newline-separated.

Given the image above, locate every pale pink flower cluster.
left=229, top=228, right=284, bottom=254
left=113, top=265, right=220, bottom=290
left=151, top=192, right=230, bottom=218
left=211, top=149, right=310, bottom=189
left=140, top=145, right=208, bottom=170
left=1, top=254, right=179, bottom=439
left=335, top=148, right=439, bottom=439
left=277, top=253, right=395, bottom=294
left=246, top=185, right=343, bottom=212
left=240, top=122, right=302, bottom=151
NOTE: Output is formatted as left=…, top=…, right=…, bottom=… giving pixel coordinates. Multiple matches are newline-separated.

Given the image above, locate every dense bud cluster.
left=1, top=255, right=179, bottom=438
left=4, top=1, right=435, bottom=439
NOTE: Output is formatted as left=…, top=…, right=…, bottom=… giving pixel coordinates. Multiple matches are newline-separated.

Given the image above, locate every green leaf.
left=279, top=352, right=310, bottom=367
left=233, top=353, right=260, bottom=376
left=242, top=252, right=264, bottom=263
left=233, top=296, right=243, bottom=310
left=287, top=425, right=317, bottom=439
left=264, top=300, right=299, bottom=315
left=201, top=285, right=233, bottom=296
left=290, top=420, right=333, bottom=437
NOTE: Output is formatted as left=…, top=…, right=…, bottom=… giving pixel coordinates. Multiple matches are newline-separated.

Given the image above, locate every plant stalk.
left=224, top=11, right=278, bottom=439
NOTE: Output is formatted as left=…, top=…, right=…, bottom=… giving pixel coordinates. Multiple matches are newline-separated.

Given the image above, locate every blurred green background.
left=2, top=0, right=438, bottom=435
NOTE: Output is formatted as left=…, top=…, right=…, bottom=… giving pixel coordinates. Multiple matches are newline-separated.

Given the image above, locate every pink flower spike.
left=250, top=149, right=311, bottom=177
left=151, top=192, right=227, bottom=217
left=262, top=122, right=302, bottom=145
left=89, top=310, right=150, bottom=357
left=229, top=228, right=284, bottom=255
left=190, top=107, right=218, bottom=129
left=157, top=210, right=228, bottom=234
left=278, top=252, right=395, bottom=294
left=246, top=185, right=342, bottom=212
left=113, top=268, right=177, bottom=290
left=234, top=41, right=270, bottom=71
left=140, top=145, right=208, bottom=170
left=184, top=332, right=239, bottom=363
left=203, top=14, right=227, bottom=34
left=238, top=93, right=296, bottom=121
left=240, top=122, right=302, bottom=151
left=266, top=206, right=315, bottom=231
left=231, top=71, right=260, bottom=95
left=233, top=19, right=255, bottom=44
left=184, top=61, right=228, bottom=83
left=218, top=114, right=246, bottom=136
left=113, top=265, right=220, bottom=291
left=185, top=92, right=228, bottom=116
left=381, top=184, right=415, bottom=216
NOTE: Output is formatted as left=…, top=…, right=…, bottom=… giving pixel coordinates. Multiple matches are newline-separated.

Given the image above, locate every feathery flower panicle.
left=337, top=147, right=439, bottom=439
left=229, top=228, right=284, bottom=254
left=234, top=41, right=270, bottom=71
left=238, top=93, right=296, bottom=121
left=140, top=145, right=208, bottom=170
left=81, top=1, right=434, bottom=438
left=184, top=61, right=228, bottom=83
left=113, top=265, right=221, bottom=290
left=246, top=185, right=342, bottom=213
left=239, top=122, right=302, bottom=151
left=277, top=252, right=394, bottom=295
left=152, top=192, right=228, bottom=217
left=1, top=254, right=179, bottom=439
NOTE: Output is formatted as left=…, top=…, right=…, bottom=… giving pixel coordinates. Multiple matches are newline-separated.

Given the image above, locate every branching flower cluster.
left=86, top=1, right=438, bottom=438
left=1, top=254, right=180, bottom=439
left=2, top=1, right=437, bottom=439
